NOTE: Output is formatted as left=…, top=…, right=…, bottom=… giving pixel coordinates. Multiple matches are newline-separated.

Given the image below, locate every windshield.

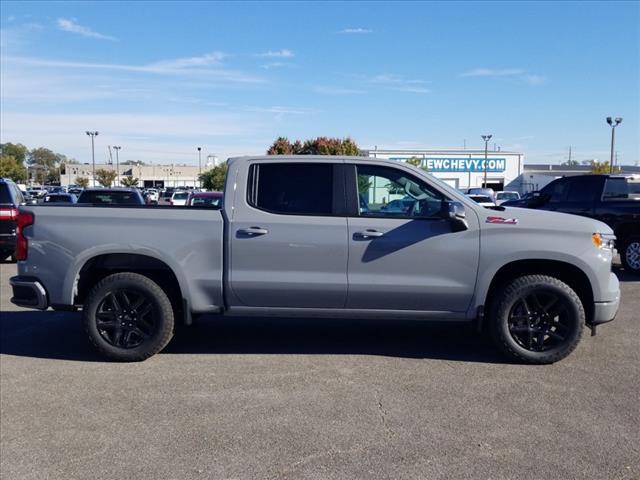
left=78, top=191, right=142, bottom=204
left=497, top=192, right=519, bottom=200
left=191, top=196, right=221, bottom=206
left=469, top=195, right=493, bottom=203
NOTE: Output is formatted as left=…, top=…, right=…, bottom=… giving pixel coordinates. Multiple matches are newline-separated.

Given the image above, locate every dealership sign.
left=390, top=157, right=507, bottom=173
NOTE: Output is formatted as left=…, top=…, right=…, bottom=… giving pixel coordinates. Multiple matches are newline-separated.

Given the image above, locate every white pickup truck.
left=10, top=156, right=620, bottom=363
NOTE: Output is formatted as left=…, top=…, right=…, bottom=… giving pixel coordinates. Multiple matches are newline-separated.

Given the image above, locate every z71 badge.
left=486, top=216, right=518, bottom=225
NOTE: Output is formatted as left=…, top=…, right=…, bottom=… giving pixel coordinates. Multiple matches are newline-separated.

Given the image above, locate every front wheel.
left=83, top=272, right=175, bottom=361
left=620, top=235, right=640, bottom=275
left=489, top=275, right=584, bottom=364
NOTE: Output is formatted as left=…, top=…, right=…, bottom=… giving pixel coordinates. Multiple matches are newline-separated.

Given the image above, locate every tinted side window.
left=0, top=184, right=11, bottom=204
left=566, top=177, right=601, bottom=203
left=542, top=179, right=569, bottom=203
left=250, top=163, right=334, bottom=215
left=603, top=178, right=640, bottom=200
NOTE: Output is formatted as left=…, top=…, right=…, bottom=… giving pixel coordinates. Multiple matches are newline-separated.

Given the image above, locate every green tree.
left=405, top=156, right=422, bottom=167
left=28, top=147, right=64, bottom=184
left=199, top=163, right=228, bottom=191
left=120, top=176, right=139, bottom=187
left=75, top=177, right=90, bottom=188
left=95, top=168, right=118, bottom=187
left=0, top=155, right=28, bottom=182
left=0, top=143, right=29, bottom=165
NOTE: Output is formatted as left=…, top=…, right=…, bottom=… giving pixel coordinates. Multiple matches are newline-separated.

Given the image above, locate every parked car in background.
left=27, top=186, right=47, bottom=198
left=11, top=156, right=620, bottom=364
left=77, top=188, right=145, bottom=205
left=145, top=189, right=159, bottom=204
left=44, top=193, right=78, bottom=204
left=158, top=188, right=175, bottom=205
left=466, top=194, right=496, bottom=207
left=503, top=174, right=640, bottom=274
left=0, top=177, right=26, bottom=261
left=170, top=191, right=189, bottom=206
left=466, top=187, right=496, bottom=202
left=496, top=191, right=520, bottom=205
left=68, top=187, right=84, bottom=196
left=187, top=191, right=223, bottom=207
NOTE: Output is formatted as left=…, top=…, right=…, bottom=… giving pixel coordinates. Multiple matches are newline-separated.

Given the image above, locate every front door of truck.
left=345, top=164, right=480, bottom=313
left=229, top=161, right=348, bottom=308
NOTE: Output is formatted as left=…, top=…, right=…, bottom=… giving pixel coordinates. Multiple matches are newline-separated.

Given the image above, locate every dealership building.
left=365, top=148, right=525, bottom=192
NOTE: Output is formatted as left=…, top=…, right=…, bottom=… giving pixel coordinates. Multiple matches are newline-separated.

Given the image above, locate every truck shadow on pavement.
left=0, top=311, right=506, bottom=364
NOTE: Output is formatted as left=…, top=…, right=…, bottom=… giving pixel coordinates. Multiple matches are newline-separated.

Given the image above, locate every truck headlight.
left=592, top=233, right=616, bottom=250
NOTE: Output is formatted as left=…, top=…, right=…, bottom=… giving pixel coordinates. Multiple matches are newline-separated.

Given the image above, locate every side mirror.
left=441, top=201, right=468, bottom=232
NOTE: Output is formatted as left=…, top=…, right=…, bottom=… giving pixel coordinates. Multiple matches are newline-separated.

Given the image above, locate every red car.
left=186, top=191, right=223, bottom=207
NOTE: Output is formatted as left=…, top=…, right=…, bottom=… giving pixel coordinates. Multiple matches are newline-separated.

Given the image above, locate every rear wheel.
left=83, top=272, right=174, bottom=361
left=620, top=235, right=640, bottom=275
left=489, top=275, right=584, bottom=364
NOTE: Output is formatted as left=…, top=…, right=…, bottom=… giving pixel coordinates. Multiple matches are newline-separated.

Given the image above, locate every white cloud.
left=245, top=106, right=318, bottom=115
left=56, top=18, right=117, bottom=41
left=461, top=68, right=525, bottom=77
left=368, top=74, right=430, bottom=93
left=261, top=62, right=287, bottom=69
left=2, top=55, right=264, bottom=83
left=461, top=68, right=547, bottom=86
left=339, top=28, right=373, bottom=34
left=312, top=85, right=366, bottom=95
left=256, top=49, right=294, bottom=58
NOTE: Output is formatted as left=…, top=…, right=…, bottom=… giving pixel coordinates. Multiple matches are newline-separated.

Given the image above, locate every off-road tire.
left=489, top=275, right=584, bottom=364
left=83, top=272, right=174, bottom=361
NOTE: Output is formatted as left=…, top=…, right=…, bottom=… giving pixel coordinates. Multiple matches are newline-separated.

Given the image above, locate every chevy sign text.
left=390, top=157, right=507, bottom=173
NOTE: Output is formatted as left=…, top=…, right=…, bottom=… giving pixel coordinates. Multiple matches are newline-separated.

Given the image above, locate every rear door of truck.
left=226, top=159, right=348, bottom=308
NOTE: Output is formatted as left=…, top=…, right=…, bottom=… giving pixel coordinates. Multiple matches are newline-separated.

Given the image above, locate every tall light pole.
left=481, top=134, right=492, bottom=188
left=86, top=131, right=99, bottom=186
left=197, top=147, right=202, bottom=189
left=606, top=117, right=622, bottom=173
left=113, top=146, right=121, bottom=186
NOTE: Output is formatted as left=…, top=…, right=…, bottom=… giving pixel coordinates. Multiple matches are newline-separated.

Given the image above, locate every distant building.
left=60, top=163, right=203, bottom=188
left=365, top=148, right=524, bottom=192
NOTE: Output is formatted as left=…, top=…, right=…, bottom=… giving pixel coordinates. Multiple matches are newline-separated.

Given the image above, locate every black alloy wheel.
left=507, top=290, right=570, bottom=352
left=96, top=289, right=156, bottom=349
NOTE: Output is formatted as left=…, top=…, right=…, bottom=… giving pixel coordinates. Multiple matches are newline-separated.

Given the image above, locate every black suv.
left=504, top=174, right=640, bottom=274
left=0, top=178, right=26, bottom=261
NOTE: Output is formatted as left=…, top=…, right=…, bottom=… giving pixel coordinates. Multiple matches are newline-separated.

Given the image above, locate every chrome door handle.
left=238, top=227, right=269, bottom=236
left=354, top=230, right=384, bottom=239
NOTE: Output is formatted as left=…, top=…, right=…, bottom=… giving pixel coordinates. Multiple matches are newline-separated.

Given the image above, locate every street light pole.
left=86, top=131, right=99, bottom=186
left=481, top=134, right=492, bottom=188
left=113, top=146, right=121, bottom=186
left=606, top=117, right=622, bottom=173
left=197, top=147, right=202, bottom=189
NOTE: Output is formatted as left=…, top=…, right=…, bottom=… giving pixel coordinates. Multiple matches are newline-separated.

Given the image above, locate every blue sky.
left=1, top=1, right=638, bottom=165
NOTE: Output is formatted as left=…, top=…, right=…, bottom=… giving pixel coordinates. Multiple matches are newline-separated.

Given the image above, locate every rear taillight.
left=16, top=210, right=34, bottom=261
left=0, top=207, right=18, bottom=220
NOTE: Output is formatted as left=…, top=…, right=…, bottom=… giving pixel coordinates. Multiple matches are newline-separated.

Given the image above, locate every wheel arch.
left=482, top=259, right=595, bottom=325
left=71, top=252, right=189, bottom=323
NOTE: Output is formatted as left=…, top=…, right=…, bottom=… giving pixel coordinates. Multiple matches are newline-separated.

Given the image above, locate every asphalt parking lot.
left=1, top=262, right=638, bottom=480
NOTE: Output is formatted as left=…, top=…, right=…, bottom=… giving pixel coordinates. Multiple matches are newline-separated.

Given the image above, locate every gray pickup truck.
left=10, top=156, right=620, bottom=364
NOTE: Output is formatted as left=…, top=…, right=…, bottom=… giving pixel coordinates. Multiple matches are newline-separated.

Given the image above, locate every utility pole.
left=197, top=147, right=202, bottom=189
left=113, top=146, right=121, bottom=186
left=606, top=117, right=622, bottom=173
left=463, top=139, right=466, bottom=150
left=85, top=131, right=99, bottom=186
left=481, top=134, right=492, bottom=188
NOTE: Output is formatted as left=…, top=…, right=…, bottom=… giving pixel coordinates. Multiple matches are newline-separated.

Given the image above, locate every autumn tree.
left=590, top=160, right=620, bottom=174
left=267, top=137, right=360, bottom=156
left=199, top=162, right=228, bottom=191
left=0, top=143, right=29, bottom=165
left=75, top=177, right=90, bottom=188
left=94, top=169, right=118, bottom=187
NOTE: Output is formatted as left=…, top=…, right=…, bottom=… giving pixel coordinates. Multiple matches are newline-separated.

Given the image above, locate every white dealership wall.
left=366, top=149, right=524, bottom=190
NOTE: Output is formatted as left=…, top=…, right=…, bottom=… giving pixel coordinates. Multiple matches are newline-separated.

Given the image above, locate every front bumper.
left=591, top=272, right=620, bottom=325
left=10, top=276, right=49, bottom=310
